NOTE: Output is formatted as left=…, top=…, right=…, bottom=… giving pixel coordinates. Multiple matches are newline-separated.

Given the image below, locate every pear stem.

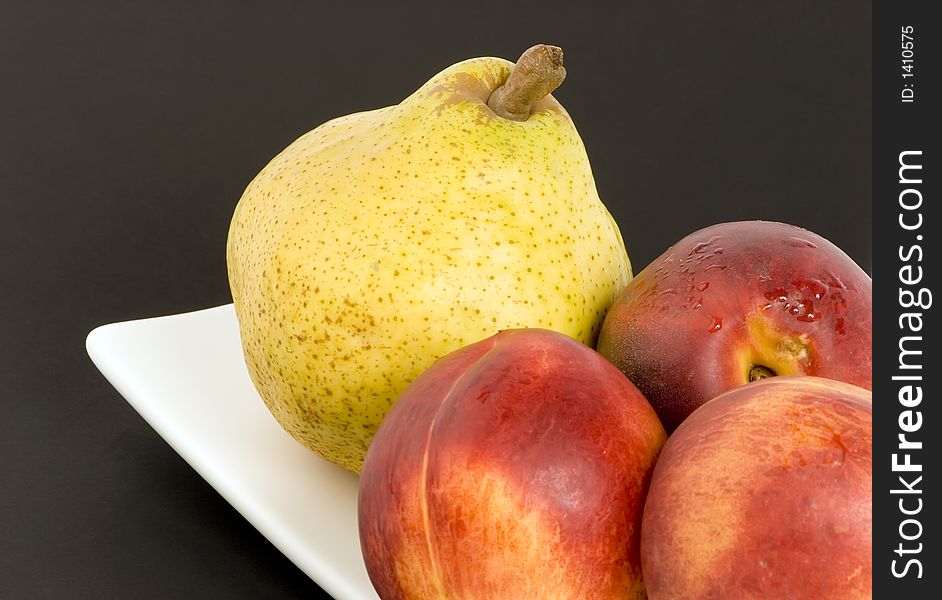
left=487, top=44, right=566, bottom=121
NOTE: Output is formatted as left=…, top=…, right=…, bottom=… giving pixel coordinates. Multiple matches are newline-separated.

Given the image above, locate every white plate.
left=86, top=305, right=379, bottom=600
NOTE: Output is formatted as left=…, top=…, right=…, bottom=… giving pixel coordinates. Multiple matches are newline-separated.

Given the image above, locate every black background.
left=2, top=1, right=870, bottom=598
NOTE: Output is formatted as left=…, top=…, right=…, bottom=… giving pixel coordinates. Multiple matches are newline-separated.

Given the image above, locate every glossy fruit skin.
left=597, top=220, right=871, bottom=431
left=359, top=328, right=665, bottom=600
left=640, top=376, right=872, bottom=600
left=227, top=56, right=631, bottom=473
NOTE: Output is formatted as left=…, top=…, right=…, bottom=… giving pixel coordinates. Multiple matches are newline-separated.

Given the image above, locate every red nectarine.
left=359, top=328, right=666, bottom=599
left=598, top=220, right=872, bottom=431
left=640, top=376, right=872, bottom=599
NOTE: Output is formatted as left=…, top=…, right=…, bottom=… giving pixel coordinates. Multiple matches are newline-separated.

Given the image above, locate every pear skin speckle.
left=226, top=57, right=632, bottom=473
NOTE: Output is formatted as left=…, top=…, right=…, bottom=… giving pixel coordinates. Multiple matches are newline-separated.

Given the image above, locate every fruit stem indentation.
left=748, top=364, right=777, bottom=382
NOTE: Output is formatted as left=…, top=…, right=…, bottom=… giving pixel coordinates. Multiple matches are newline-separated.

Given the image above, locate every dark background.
left=1, top=1, right=870, bottom=598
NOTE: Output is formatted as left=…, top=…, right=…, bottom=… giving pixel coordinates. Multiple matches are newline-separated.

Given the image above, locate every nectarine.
left=359, top=329, right=666, bottom=599
left=640, top=376, right=872, bottom=599
left=598, top=220, right=872, bottom=431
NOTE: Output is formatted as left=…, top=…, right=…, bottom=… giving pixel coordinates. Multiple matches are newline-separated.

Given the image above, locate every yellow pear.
left=227, top=45, right=631, bottom=473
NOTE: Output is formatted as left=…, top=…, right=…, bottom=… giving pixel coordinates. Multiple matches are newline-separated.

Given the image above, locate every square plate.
left=86, top=305, right=379, bottom=600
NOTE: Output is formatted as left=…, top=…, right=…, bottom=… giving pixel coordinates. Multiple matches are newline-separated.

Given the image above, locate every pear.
left=227, top=45, right=631, bottom=473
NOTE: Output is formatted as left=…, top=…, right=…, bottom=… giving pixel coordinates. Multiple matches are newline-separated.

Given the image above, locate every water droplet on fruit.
left=696, top=282, right=709, bottom=292
left=826, top=272, right=847, bottom=290
left=689, top=236, right=721, bottom=256
left=787, top=237, right=818, bottom=249
left=835, top=317, right=847, bottom=335
left=793, top=278, right=828, bottom=302
left=708, top=316, right=723, bottom=333
left=829, top=291, right=848, bottom=308
left=704, top=264, right=727, bottom=272
left=796, top=299, right=818, bottom=322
